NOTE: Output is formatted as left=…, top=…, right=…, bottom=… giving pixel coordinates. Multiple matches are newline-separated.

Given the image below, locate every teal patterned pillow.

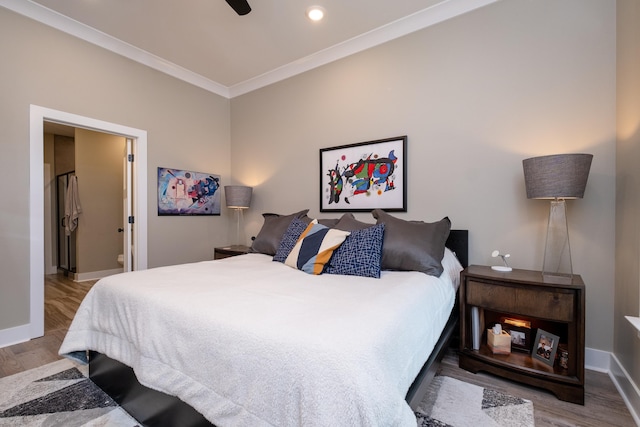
left=273, top=217, right=309, bottom=263
left=250, top=209, right=309, bottom=255
left=325, top=223, right=385, bottom=278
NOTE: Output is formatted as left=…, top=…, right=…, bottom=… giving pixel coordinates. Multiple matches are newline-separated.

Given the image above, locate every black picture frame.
left=532, top=328, right=560, bottom=367
left=501, top=317, right=531, bottom=353
left=319, top=136, right=407, bottom=212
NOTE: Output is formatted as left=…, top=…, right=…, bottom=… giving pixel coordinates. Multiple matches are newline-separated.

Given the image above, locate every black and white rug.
left=416, top=375, right=535, bottom=427
left=0, top=359, right=534, bottom=426
left=0, top=358, right=138, bottom=426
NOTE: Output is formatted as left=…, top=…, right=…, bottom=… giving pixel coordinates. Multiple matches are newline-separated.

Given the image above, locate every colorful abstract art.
left=157, top=167, right=221, bottom=215
left=320, top=136, right=406, bottom=212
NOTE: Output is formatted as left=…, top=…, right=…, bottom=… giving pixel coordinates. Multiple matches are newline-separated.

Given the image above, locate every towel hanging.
left=64, top=175, right=82, bottom=236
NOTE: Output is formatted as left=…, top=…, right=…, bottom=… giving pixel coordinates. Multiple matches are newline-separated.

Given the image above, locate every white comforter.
left=60, top=253, right=459, bottom=427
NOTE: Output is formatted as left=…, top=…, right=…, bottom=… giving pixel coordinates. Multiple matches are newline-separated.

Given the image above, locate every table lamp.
left=224, top=185, right=252, bottom=246
left=522, top=153, right=593, bottom=283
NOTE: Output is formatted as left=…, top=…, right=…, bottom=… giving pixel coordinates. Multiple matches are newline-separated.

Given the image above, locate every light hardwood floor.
left=0, top=274, right=96, bottom=378
left=0, top=273, right=636, bottom=426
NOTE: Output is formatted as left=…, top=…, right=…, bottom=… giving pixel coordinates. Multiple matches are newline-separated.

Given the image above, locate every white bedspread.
left=60, top=253, right=459, bottom=427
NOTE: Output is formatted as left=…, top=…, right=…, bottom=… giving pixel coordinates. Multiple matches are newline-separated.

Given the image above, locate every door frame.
left=29, top=105, right=148, bottom=339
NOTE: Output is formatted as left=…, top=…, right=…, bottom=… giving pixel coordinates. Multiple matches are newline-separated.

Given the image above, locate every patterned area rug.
left=0, top=358, right=138, bottom=426
left=416, top=376, right=535, bottom=427
left=0, top=359, right=534, bottom=426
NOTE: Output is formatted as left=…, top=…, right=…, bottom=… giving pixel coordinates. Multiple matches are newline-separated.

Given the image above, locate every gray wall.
left=615, top=0, right=640, bottom=402
left=75, top=128, right=125, bottom=275
left=0, top=7, right=231, bottom=332
left=231, top=0, right=617, bottom=352
left=0, top=0, right=625, bottom=376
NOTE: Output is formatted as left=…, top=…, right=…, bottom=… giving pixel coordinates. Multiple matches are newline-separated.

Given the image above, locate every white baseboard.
left=74, top=268, right=123, bottom=282
left=0, top=269, right=122, bottom=349
left=609, top=352, right=640, bottom=426
left=0, top=323, right=31, bottom=349
left=585, top=346, right=611, bottom=372
left=586, top=347, right=640, bottom=426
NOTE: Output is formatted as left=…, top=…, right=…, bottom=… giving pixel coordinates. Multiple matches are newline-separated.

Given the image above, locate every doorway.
left=45, top=125, right=130, bottom=281
left=29, top=105, right=148, bottom=340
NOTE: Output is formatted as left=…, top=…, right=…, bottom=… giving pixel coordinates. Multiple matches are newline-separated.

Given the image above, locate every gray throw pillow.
left=333, top=213, right=374, bottom=231
left=250, top=209, right=310, bottom=255
left=371, top=209, right=451, bottom=277
left=317, top=217, right=340, bottom=228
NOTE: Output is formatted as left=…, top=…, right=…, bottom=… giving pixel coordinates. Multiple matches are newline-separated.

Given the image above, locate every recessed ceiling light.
left=306, top=6, right=325, bottom=22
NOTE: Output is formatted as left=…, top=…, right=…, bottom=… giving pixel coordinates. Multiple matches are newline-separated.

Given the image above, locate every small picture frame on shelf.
left=557, top=345, right=569, bottom=369
left=532, top=328, right=560, bottom=367
left=501, top=317, right=531, bottom=353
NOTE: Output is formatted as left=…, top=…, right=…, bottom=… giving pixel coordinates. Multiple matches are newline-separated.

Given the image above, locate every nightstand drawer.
left=466, top=280, right=574, bottom=321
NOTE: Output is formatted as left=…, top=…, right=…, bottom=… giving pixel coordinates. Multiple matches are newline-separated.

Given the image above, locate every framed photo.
left=319, top=136, right=407, bottom=212
left=532, top=328, right=560, bottom=367
left=501, top=317, right=531, bottom=353
left=157, top=167, right=221, bottom=216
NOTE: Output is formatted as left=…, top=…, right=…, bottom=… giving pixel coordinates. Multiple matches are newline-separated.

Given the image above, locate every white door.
left=122, top=138, right=134, bottom=272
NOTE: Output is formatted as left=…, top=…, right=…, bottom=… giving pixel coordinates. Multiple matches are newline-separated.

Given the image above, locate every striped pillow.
left=285, top=220, right=350, bottom=275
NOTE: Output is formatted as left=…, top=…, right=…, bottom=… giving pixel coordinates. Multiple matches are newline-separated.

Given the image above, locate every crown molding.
left=229, top=0, right=499, bottom=98
left=1, top=0, right=499, bottom=99
left=0, top=0, right=230, bottom=98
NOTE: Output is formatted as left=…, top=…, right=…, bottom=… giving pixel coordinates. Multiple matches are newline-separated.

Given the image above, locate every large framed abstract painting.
left=320, top=136, right=407, bottom=212
left=157, top=167, right=221, bottom=216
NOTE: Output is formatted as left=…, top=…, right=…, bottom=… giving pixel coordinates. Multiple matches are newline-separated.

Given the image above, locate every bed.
left=60, top=209, right=468, bottom=427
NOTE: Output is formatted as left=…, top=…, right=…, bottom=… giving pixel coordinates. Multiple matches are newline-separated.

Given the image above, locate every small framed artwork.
left=157, top=167, right=221, bottom=216
left=532, top=328, right=560, bottom=367
left=502, top=317, right=531, bottom=353
left=319, top=136, right=407, bottom=212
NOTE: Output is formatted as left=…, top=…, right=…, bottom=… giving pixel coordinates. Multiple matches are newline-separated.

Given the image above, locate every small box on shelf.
left=487, top=328, right=511, bottom=355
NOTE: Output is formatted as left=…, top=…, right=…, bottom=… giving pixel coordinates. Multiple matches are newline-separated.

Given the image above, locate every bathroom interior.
left=44, top=122, right=130, bottom=282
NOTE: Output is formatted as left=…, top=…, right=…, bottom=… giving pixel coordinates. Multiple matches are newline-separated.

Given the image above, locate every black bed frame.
left=89, top=230, right=469, bottom=426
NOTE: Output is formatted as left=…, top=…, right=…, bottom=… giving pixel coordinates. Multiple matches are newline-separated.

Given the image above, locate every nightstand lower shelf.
left=459, top=346, right=584, bottom=404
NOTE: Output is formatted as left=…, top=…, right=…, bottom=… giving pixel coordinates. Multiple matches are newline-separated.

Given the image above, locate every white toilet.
left=117, top=245, right=134, bottom=266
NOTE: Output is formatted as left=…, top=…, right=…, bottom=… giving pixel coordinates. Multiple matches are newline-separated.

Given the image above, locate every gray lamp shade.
left=522, top=154, right=593, bottom=199
left=224, top=185, right=252, bottom=209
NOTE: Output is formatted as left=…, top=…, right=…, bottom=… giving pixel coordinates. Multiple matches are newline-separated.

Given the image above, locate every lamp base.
left=542, top=273, right=573, bottom=284
left=231, top=208, right=247, bottom=246
left=542, top=200, right=573, bottom=280
left=491, top=266, right=512, bottom=272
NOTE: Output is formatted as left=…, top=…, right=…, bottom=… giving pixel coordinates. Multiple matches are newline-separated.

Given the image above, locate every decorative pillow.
left=371, top=209, right=451, bottom=277
left=325, top=223, right=385, bottom=278
left=333, top=213, right=374, bottom=231
left=250, top=209, right=310, bottom=255
left=285, top=221, right=350, bottom=275
left=442, top=247, right=464, bottom=290
left=273, top=217, right=309, bottom=263
left=317, top=217, right=340, bottom=228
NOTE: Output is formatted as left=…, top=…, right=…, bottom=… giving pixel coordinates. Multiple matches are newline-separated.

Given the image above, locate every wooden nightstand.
left=459, top=265, right=585, bottom=404
left=214, top=245, right=250, bottom=260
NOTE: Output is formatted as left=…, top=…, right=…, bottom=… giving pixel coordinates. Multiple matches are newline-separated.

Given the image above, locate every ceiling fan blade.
left=225, top=0, right=251, bottom=15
